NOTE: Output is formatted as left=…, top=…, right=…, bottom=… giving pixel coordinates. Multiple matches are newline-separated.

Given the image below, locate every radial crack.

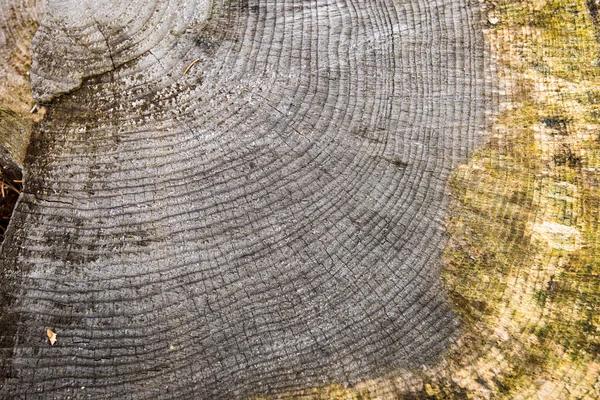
left=93, top=18, right=116, bottom=71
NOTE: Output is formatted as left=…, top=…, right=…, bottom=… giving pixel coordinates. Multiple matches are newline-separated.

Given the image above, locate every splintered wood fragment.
left=1, top=181, right=4, bottom=198
left=184, top=58, right=200, bottom=75
left=46, top=329, right=57, bottom=345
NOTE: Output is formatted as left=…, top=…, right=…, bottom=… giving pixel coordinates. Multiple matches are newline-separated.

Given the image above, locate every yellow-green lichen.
left=440, top=0, right=600, bottom=397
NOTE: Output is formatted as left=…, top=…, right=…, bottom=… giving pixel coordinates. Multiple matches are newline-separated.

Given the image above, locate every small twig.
left=292, top=127, right=304, bottom=136
left=184, top=58, right=200, bottom=75
left=0, top=180, right=21, bottom=196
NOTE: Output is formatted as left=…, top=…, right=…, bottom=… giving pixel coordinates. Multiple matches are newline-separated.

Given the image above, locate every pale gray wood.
left=0, top=0, right=495, bottom=398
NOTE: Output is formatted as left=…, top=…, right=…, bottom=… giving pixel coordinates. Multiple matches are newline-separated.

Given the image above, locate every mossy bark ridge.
left=0, top=0, right=494, bottom=398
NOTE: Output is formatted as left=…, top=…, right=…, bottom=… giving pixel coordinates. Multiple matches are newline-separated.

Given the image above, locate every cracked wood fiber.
left=0, top=0, right=495, bottom=398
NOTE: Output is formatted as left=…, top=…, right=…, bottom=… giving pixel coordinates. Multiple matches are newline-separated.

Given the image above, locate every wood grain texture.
left=0, top=0, right=495, bottom=398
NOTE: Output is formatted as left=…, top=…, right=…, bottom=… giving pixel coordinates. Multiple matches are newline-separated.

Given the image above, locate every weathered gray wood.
left=0, top=0, right=495, bottom=398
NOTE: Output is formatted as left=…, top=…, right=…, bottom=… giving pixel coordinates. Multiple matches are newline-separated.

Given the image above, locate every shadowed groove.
left=0, top=0, right=497, bottom=398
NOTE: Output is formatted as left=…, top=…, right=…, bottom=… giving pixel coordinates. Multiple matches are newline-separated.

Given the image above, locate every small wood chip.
left=47, top=329, right=57, bottom=345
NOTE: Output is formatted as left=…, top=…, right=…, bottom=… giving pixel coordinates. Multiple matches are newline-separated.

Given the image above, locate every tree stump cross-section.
left=0, top=0, right=495, bottom=398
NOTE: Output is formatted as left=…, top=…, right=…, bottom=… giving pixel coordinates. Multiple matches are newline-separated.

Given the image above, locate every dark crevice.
left=93, top=18, right=116, bottom=71
left=0, top=109, right=31, bottom=248
left=587, top=0, right=600, bottom=51
left=588, top=0, right=599, bottom=23
left=0, top=167, right=22, bottom=245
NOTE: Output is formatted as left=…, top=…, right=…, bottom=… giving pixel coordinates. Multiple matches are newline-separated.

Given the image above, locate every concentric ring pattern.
left=0, top=0, right=494, bottom=398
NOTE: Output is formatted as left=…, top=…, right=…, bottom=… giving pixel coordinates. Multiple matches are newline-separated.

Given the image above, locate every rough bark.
left=0, top=0, right=495, bottom=398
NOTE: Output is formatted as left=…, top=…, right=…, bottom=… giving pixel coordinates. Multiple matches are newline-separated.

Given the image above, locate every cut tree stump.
left=1, top=0, right=598, bottom=399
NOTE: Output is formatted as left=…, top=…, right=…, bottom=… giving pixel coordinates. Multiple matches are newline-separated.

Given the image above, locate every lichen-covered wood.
left=0, top=0, right=43, bottom=243
left=0, top=0, right=42, bottom=168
